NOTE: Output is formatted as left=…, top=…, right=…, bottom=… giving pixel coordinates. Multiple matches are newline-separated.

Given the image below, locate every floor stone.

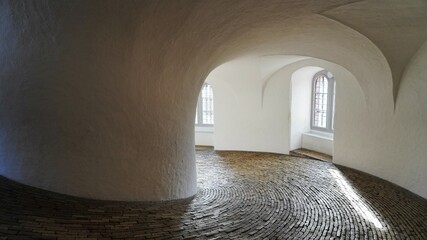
left=0, top=148, right=426, bottom=239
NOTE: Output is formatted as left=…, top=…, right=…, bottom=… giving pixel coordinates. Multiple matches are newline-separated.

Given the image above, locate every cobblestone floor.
left=1, top=149, right=426, bottom=239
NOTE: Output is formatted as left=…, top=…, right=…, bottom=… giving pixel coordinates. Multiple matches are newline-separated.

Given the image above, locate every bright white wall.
left=289, top=67, right=321, bottom=150
left=333, top=42, right=427, bottom=199
left=206, top=57, right=358, bottom=156
left=205, top=54, right=427, bottom=200
left=195, top=78, right=215, bottom=146
left=302, top=132, right=334, bottom=156
left=195, top=127, right=214, bottom=146
left=2, top=0, right=426, bottom=202
left=289, top=67, right=336, bottom=155
left=206, top=57, right=295, bottom=154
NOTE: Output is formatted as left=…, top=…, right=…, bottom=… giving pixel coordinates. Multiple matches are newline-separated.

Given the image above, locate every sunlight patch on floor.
left=329, top=169, right=384, bottom=229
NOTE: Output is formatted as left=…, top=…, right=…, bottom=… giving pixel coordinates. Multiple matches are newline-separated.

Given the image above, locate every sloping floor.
left=0, top=149, right=426, bottom=239
left=290, top=148, right=333, bottom=162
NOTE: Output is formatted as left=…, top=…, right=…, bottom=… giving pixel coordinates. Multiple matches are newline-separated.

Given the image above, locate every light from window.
left=313, top=75, right=328, bottom=128
left=332, top=81, right=336, bottom=130
left=196, top=83, right=214, bottom=126
left=311, top=71, right=335, bottom=132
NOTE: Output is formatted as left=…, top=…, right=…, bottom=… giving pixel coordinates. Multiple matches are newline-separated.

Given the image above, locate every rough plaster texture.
left=0, top=0, right=426, bottom=200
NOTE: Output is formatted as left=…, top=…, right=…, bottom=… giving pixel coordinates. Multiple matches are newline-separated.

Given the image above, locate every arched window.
left=195, top=83, right=214, bottom=126
left=311, top=71, right=335, bottom=132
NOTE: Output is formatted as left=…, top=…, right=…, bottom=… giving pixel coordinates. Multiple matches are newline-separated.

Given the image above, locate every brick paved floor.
left=1, top=148, right=426, bottom=239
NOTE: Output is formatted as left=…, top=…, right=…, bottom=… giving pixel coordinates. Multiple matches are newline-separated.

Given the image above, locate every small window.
left=195, top=83, right=214, bottom=126
left=311, top=71, right=335, bottom=132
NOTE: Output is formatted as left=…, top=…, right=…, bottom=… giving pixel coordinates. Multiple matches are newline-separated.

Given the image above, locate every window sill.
left=195, top=126, right=214, bottom=133
left=303, top=130, right=333, bottom=141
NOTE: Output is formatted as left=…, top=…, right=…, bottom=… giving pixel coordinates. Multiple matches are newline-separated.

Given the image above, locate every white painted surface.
left=207, top=58, right=349, bottom=158
left=289, top=67, right=321, bottom=150
left=302, top=132, right=334, bottom=156
left=0, top=1, right=200, bottom=201
left=195, top=127, right=214, bottom=146
left=289, top=67, right=335, bottom=155
left=194, top=78, right=215, bottom=147
left=333, top=41, right=427, bottom=199
left=0, top=1, right=426, bottom=201
left=207, top=57, right=305, bottom=154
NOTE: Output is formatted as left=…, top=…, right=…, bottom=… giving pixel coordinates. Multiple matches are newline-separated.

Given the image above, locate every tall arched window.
left=311, top=71, right=335, bottom=132
left=195, top=83, right=214, bottom=126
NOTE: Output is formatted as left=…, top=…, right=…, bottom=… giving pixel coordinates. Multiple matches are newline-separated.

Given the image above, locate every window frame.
left=310, top=70, right=335, bottom=133
left=195, top=83, right=214, bottom=127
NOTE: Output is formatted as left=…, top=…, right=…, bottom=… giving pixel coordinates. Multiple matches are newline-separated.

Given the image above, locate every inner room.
left=194, top=56, right=342, bottom=160
left=0, top=0, right=426, bottom=239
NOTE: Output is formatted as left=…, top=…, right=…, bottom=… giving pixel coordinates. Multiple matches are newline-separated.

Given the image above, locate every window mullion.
left=327, top=79, right=334, bottom=132
left=311, top=71, right=334, bottom=133
left=197, top=94, right=203, bottom=126
left=196, top=83, right=214, bottom=127
left=311, top=77, right=316, bottom=129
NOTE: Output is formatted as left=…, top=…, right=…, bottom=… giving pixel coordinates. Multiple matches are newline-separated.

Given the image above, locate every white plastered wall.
left=1, top=0, right=426, bottom=202
left=289, top=67, right=335, bottom=155
left=204, top=57, right=364, bottom=158
left=289, top=67, right=321, bottom=151
left=195, top=127, right=214, bottom=146
left=201, top=55, right=424, bottom=199
left=195, top=80, right=215, bottom=146
left=205, top=57, right=308, bottom=154
left=333, top=42, right=427, bottom=199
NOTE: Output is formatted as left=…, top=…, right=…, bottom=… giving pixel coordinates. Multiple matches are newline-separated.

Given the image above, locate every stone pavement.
left=0, top=148, right=426, bottom=239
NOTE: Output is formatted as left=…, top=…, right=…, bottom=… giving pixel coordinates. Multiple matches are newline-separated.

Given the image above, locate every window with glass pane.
left=313, top=75, right=328, bottom=128
left=195, top=108, right=198, bottom=125
left=195, top=83, right=214, bottom=126
left=311, top=71, right=335, bottom=132
left=202, top=84, right=214, bottom=124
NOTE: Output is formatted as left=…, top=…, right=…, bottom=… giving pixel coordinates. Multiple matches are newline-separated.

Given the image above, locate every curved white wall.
left=333, top=42, right=427, bottom=198
left=204, top=54, right=427, bottom=199
left=289, top=67, right=322, bottom=151
left=1, top=1, right=426, bottom=201
left=195, top=78, right=215, bottom=147
left=204, top=57, right=364, bottom=157
left=0, top=1, right=199, bottom=201
left=206, top=57, right=307, bottom=154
